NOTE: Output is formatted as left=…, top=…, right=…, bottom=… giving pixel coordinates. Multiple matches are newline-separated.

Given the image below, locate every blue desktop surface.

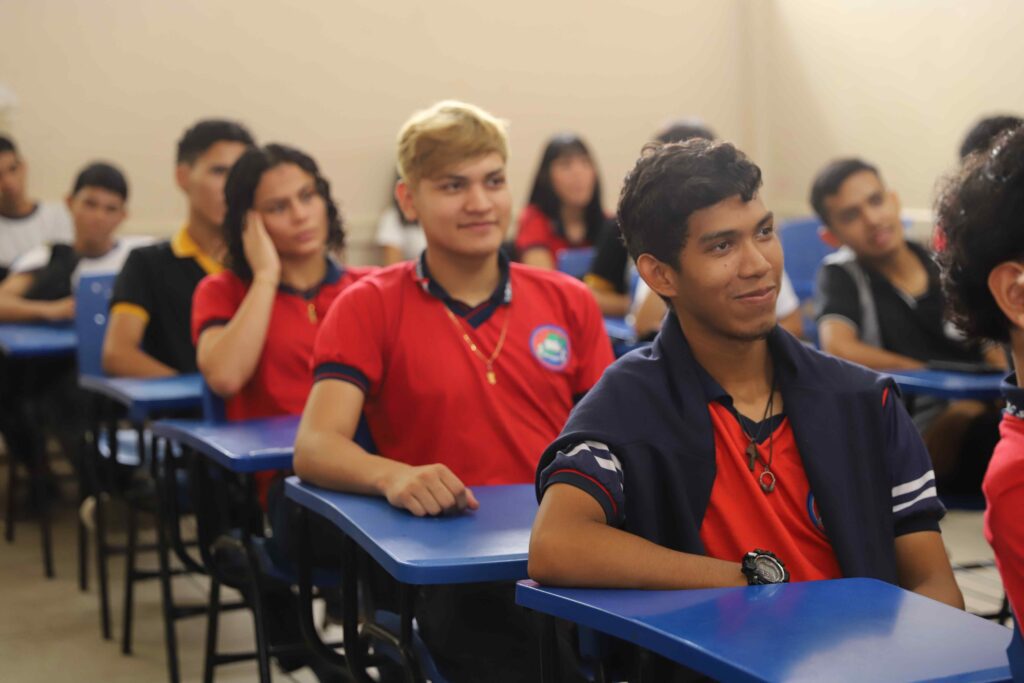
left=79, top=373, right=203, bottom=422
left=517, top=578, right=1011, bottom=682
left=284, top=478, right=535, bottom=585
left=149, top=415, right=299, bottom=473
left=0, top=323, right=76, bottom=358
left=886, top=369, right=1003, bottom=401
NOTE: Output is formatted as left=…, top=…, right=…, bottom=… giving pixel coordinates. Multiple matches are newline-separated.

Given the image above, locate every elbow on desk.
left=527, top=528, right=574, bottom=586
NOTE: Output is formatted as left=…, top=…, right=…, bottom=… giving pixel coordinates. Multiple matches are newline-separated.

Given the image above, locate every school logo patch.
left=530, top=324, right=571, bottom=372
left=806, top=492, right=826, bottom=535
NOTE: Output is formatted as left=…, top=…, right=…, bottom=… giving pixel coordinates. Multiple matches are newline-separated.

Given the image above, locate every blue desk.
left=0, top=322, right=76, bottom=358
left=149, top=415, right=298, bottom=473
left=284, top=479, right=534, bottom=585
left=885, top=369, right=1004, bottom=401
left=79, top=373, right=203, bottom=422
left=517, top=578, right=1012, bottom=683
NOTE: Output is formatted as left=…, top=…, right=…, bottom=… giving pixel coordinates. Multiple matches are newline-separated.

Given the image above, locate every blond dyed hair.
left=396, top=100, right=509, bottom=184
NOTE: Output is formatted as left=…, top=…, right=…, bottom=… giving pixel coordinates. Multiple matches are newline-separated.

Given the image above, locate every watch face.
left=754, top=555, right=786, bottom=583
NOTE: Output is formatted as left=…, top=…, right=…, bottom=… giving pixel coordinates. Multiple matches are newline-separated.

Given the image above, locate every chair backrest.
left=778, top=217, right=836, bottom=302
left=75, top=273, right=116, bottom=376
left=556, top=247, right=596, bottom=280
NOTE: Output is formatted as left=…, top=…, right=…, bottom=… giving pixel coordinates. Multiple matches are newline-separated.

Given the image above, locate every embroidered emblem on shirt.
left=806, top=492, right=827, bottom=535
left=529, top=324, right=571, bottom=371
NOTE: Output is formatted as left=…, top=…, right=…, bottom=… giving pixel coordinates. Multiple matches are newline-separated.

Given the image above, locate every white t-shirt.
left=0, top=202, right=74, bottom=268
left=11, top=235, right=154, bottom=288
left=375, top=207, right=426, bottom=261
left=631, top=270, right=801, bottom=319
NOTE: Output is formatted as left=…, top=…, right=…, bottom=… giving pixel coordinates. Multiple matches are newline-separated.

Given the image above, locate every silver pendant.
left=759, top=470, right=776, bottom=493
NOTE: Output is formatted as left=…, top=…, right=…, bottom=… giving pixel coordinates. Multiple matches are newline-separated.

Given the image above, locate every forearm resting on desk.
left=818, top=320, right=923, bottom=370
left=529, top=484, right=746, bottom=589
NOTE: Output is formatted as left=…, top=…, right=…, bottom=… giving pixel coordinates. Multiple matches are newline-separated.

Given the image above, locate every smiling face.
left=397, top=152, right=511, bottom=260
left=549, top=151, right=596, bottom=210
left=822, top=169, right=904, bottom=260
left=67, top=186, right=126, bottom=257
left=252, top=163, right=328, bottom=260
left=663, top=194, right=782, bottom=342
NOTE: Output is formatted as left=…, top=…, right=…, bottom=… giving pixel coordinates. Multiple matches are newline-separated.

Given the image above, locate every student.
left=102, top=119, right=254, bottom=377
left=529, top=140, right=961, bottom=677
left=585, top=119, right=715, bottom=316
left=294, top=100, right=614, bottom=682
left=0, top=162, right=149, bottom=322
left=375, top=172, right=425, bottom=264
left=515, top=133, right=605, bottom=270
left=937, top=127, right=1024, bottom=668
left=192, top=143, right=371, bottom=682
left=811, top=158, right=1004, bottom=485
left=0, top=135, right=73, bottom=280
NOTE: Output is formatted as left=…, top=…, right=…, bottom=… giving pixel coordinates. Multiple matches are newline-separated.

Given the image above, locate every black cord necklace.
left=738, top=372, right=778, bottom=494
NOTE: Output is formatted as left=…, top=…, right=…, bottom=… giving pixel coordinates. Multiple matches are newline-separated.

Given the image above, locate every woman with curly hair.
left=937, top=124, right=1024, bottom=675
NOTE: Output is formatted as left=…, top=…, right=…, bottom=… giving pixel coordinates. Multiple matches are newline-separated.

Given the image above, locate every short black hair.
left=938, top=126, right=1024, bottom=343
left=72, top=162, right=128, bottom=200
left=0, top=135, right=15, bottom=156
left=527, top=133, right=605, bottom=245
left=809, top=158, right=880, bottom=227
left=176, top=119, right=255, bottom=165
left=617, top=139, right=762, bottom=267
left=653, top=119, right=716, bottom=145
left=222, top=143, right=345, bottom=280
left=959, top=115, right=1023, bottom=160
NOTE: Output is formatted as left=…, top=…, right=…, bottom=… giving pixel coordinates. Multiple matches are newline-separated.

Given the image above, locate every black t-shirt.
left=815, top=242, right=982, bottom=364
left=110, top=241, right=210, bottom=373
left=585, top=218, right=630, bottom=294
left=25, top=244, right=78, bottom=301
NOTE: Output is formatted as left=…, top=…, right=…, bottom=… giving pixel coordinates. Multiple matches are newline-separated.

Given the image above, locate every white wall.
left=0, top=0, right=749, bottom=262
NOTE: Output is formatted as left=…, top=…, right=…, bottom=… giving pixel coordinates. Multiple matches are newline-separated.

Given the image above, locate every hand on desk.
left=44, top=297, right=75, bottom=321
left=383, top=463, right=480, bottom=517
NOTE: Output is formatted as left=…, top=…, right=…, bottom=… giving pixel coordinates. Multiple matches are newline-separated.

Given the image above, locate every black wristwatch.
left=741, top=549, right=790, bottom=585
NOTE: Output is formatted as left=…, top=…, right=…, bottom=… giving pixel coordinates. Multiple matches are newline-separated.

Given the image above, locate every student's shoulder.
left=510, top=262, right=592, bottom=299
left=517, top=203, right=549, bottom=225
left=332, top=261, right=414, bottom=306
left=122, top=238, right=173, bottom=266
left=339, top=264, right=379, bottom=286
left=196, top=269, right=245, bottom=295
left=786, top=334, right=891, bottom=395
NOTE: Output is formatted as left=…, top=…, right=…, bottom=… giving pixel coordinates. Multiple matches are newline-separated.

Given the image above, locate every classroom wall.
left=746, top=0, right=1024, bottom=223
left=0, top=0, right=750, bottom=263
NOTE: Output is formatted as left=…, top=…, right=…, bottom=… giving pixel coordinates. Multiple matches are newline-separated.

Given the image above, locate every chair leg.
left=122, top=503, right=139, bottom=654
left=96, top=490, right=112, bottom=640
left=156, top=458, right=181, bottom=683
left=244, top=558, right=273, bottom=683
left=30, top=436, right=54, bottom=579
left=5, top=449, right=16, bottom=543
left=203, top=579, right=221, bottom=683
left=77, top=496, right=89, bottom=592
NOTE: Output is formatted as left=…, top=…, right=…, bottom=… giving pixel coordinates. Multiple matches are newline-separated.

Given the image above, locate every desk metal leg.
left=295, top=506, right=351, bottom=678
left=154, top=437, right=181, bottom=683
left=342, top=534, right=374, bottom=683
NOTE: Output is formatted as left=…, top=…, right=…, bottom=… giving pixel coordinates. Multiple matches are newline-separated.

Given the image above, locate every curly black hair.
left=937, top=126, right=1024, bottom=342
left=617, top=139, right=762, bottom=267
left=222, top=144, right=345, bottom=280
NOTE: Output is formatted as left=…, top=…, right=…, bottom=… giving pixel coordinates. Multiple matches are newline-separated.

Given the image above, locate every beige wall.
left=747, top=0, right=1024, bottom=223
left=0, top=0, right=749, bottom=263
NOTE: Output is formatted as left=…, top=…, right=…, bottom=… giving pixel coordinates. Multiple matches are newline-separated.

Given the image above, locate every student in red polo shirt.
left=937, top=127, right=1024, bottom=671
left=192, top=143, right=373, bottom=682
left=295, top=100, right=614, bottom=682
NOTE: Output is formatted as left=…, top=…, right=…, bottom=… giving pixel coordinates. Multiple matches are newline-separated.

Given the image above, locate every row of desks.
left=1, top=322, right=1016, bottom=681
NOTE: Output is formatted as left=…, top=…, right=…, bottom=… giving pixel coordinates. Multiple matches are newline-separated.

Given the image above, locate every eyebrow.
left=698, top=211, right=774, bottom=244
left=436, top=167, right=505, bottom=182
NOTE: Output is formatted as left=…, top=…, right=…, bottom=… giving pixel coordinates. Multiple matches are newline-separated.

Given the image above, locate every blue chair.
left=556, top=247, right=596, bottom=279
left=778, top=217, right=836, bottom=302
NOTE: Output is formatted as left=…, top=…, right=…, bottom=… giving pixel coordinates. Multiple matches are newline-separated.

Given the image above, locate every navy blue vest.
left=539, top=314, right=902, bottom=583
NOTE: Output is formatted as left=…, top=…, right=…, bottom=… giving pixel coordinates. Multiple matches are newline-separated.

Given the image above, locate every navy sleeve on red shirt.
left=538, top=440, right=625, bottom=526
left=882, top=383, right=945, bottom=535
left=312, top=280, right=386, bottom=396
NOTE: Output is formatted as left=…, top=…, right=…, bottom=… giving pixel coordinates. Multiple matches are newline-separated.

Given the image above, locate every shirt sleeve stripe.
left=547, top=468, right=619, bottom=517
left=110, top=301, right=150, bottom=323
left=313, top=362, right=369, bottom=393
left=892, top=486, right=938, bottom=513
left=892, top=470, right=936, bottom=498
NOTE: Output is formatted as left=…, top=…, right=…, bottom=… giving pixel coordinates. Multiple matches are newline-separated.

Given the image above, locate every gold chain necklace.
left=443, top=306, right=510, bottom=385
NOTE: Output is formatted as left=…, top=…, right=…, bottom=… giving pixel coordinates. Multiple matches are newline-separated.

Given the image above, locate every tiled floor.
left=0, top=456, right=1011, bottom=682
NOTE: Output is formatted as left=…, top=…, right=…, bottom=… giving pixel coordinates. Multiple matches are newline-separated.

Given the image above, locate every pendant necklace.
left=738, top=373, right=778, bottom=494
left=443, top=305, right=510, bottom=385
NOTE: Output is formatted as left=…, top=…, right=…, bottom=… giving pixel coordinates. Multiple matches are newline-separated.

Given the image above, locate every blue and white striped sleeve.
left=883, top=386, right=945, bottom=535
left=538, top=441, right=626, bottom=527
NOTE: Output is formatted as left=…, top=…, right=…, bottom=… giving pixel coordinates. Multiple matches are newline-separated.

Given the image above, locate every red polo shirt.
left=984, top=396, right=1024, bottom=620
left=313, top=255, right=614, bottom=486
left=515, top=204, right=591, bottom=259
